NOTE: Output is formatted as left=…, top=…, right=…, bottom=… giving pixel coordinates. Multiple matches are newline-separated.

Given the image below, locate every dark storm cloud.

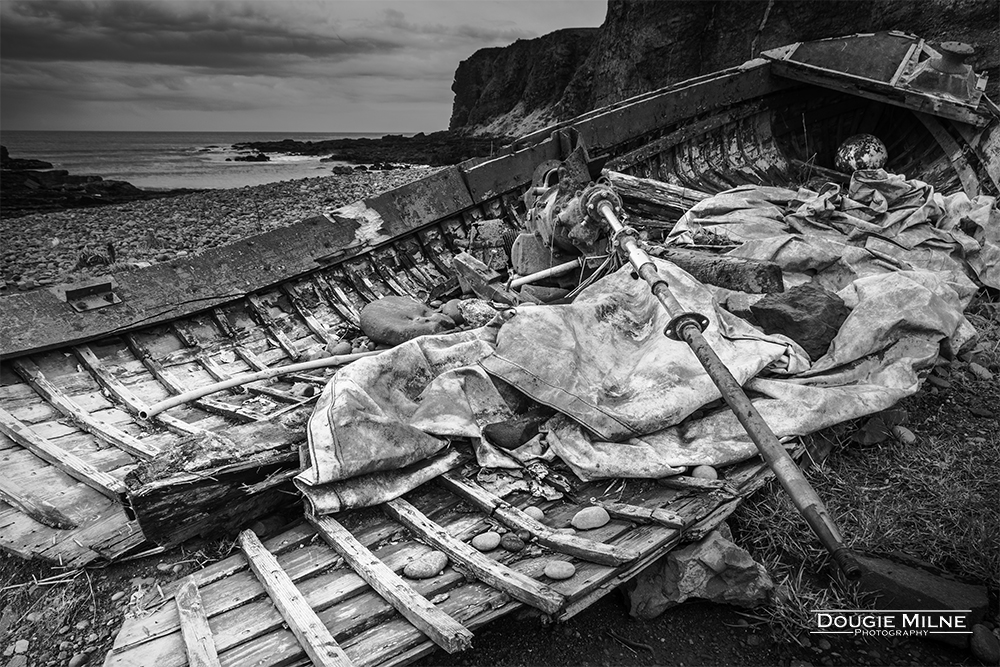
left=0, top=0, right=400, bottom=72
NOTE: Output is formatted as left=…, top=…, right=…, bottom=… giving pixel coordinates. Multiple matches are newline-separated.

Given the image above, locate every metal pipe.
left=594, top=196, right=861, bottom=579
left=509, top=257, right=586, bottom=289
left=139, top=349, right=381, bottom=420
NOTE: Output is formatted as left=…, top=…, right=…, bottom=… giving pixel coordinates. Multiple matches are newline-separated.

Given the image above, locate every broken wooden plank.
left=0, top=406, right=127, bottom=501
left=282, top=284, right=332, bottom=344
left=383, top=497, right=564, bottom=615
left=605, top=170, right=711, bottom=222
left=914, top=111, right=981, bottom=198
left=175, top=578, right=222, bottom=667
left=593, top=500, right=685, bottom=529
left=238, top=529, right=355, bottom=667
left=245, top=295, right=302, bottom=361
left=0, top=475, right=77, bottom=530
left=437, top=472, right=638, bottom=567
left=11, top=358, right=160, bottom=460
left=308, top=514, right=474, bottom=654
left=72, top=345, right=202, bottom=437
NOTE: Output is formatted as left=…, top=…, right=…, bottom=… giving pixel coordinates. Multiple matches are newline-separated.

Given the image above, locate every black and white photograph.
left=1, top=1, right=997, bottom=666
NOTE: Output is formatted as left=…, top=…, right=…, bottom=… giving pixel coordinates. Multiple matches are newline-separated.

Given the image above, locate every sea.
left=0, top=130, right=396, bottom=191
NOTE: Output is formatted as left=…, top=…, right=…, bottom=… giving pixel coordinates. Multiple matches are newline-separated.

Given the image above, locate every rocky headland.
left=449, top=0, right=1000, bottom=136
left=233, top=130, right=508, bottom=167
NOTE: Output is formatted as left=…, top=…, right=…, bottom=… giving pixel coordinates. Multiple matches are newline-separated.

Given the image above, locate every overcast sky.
left=1, top=0, right=607, bottom=133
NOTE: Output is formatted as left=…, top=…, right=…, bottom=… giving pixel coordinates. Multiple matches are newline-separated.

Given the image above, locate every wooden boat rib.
left=0, top=31, right=996, bottom=667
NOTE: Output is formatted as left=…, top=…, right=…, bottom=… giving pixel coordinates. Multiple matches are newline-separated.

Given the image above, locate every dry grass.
left=732, top=291, right=1000, bottom=634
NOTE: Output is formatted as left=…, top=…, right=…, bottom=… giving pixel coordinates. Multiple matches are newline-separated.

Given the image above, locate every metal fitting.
left=581, top=183, right=623, bottom=224
left=664, top=312, right=710, bottom=340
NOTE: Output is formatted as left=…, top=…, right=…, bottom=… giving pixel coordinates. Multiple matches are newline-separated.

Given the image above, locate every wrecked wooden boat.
left=0, top=31, right=996, bottom=667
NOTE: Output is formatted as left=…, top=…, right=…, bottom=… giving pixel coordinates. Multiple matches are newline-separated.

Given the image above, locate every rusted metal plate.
left=461, top=137, right=561, bottom=203
left=363, top=166, right=474, bottom=240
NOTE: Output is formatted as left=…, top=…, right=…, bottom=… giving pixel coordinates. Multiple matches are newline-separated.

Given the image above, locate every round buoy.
left=834, top=134, right=888, bottom=172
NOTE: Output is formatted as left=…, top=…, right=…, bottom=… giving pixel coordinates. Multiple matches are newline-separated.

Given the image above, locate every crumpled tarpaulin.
left=297, top=247, right=973, bottom=510
left=669, top=169, right=999, bottom=292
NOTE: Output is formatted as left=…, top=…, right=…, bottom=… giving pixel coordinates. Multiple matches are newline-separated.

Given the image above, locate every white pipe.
left=139, top=350, right=381, bottom=419
left=508, top=257, right=586, bottom=289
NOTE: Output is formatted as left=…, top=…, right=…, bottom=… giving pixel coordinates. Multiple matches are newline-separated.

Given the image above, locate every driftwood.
left=648, top=245, right=784, bottom=294
left=604, top=170, right=710, bottom=227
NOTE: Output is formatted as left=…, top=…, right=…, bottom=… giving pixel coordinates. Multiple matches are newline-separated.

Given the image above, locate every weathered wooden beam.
left=647, top=245, right=784, bottom=294
left=11, top=358, right=160, bottom=460
left=238, top=530, right=355, bottom=667
left=281, top=284, right=333, bottom=344
left=72, top=345, right=203, bottom=436
left=0, top=475, right=77, bottom=529
left=593, top=501, right=685, bottom=529
left=437, top=472, right=638, bottom=567
left=0, top=406, right=126, bottom=501
left=383, top=497, right=564, bottom=615
left=175, top=578, right=222, bottom=667
left=245, top=295, right=301, bottom=361
left=605, top=170, right=710, bottom=224
left=309, top=514, right=474, bottom=654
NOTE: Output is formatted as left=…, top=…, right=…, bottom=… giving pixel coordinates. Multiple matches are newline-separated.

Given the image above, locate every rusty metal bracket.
left=58, top=279, right=122, bottom=313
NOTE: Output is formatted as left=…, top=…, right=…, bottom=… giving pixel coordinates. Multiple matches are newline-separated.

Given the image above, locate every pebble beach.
left=0, top=167, right=437, bottom=292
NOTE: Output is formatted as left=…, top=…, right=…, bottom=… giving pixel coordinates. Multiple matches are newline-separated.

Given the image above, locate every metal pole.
left=591, top=193, right=860, bottom=579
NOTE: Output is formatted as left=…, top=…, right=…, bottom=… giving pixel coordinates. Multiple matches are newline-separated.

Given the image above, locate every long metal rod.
left=596, top=199, right=861, bottom=578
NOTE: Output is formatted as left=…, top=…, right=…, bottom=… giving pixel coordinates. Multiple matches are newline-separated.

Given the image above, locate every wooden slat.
left=914, top=111, right=981, bottom=198
left=594, top=501, right=685, bottom=528
left=383, top=497, right=564, bottom=615
left=238, top=530, right=355, bottom=667
left=309, top=515, right=473, bottom=654
left=0, top=475, right=77, bottom=529
left=72, top=345, right=202, bottom=436
left=282, top=284, right=332, bottom=344
left=437, top=473, right=638, bottom=567
left=175, top=578, right=222, bottom=667
left=124, top=334, right=260, bottom=423
left=245, top=295, right=301, bottom=360
left=0, top=406, right=126, bottom=500
left=11, top=358, right=160, bottom=460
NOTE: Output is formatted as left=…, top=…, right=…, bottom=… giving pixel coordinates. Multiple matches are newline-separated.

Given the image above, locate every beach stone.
left=556, top=527, right=576, bottom=535
left=13, top=640, right=28, bottom=655
left=6, top=657, right=27, bottom=667
left=441, top=299, right=465, bottom=325
left=891, top=425, right=917, bottom=445
left=544, top=561, right=576, bottom=580
left=571, top=506, right=610, bottom=530
left=24, top=612, right=41, bottom=623
left=926, top=374, right=951, bottom=390
left=68, top=653, right=89, bottom=667
left=691, top=465, right=718, bottom=480
left=970, top=406, right=994, bottom=418
left=457, top=299, right=498, bottom=328
left=624, top=526, right=773, bottom=619
left=75, top=620, right=89, bottom=630
left=471, top=531, right=501, bottom=551
left=155, top=563, right=171, bottom=572
left=326, top=340, right=352, bottom=356
left=750, top=284, right=850, bottom=361
left=971, top=624, right=1000, bottom=664
left=969, top=362, right=994, bottom=381
left=516, top=530, right=531, bottom=541
left=500, top=533, right=525, bottom=552
left=300, top=348, right=331, bottom=362
left=403, top=550, right=448, bottom=579
left=523, top=506, right=545, bottom=522
left=360, top=296, right=455, bottom=345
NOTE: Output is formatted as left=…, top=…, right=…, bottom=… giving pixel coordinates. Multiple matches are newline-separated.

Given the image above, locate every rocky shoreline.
left=0, top=167, right=437, bottom=293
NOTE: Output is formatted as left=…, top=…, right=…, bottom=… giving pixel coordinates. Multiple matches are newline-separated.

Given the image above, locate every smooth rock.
left=523, top=506, right=545, bottom=522
left=6, top=656, right=27, bottom=667
left=68, top=653, right=89, bottom=667
left=571, top=506, right=610, bottom=530
left=971, top=624, right=1000, bottom=664
left=691, top=465, right=718, bottom=480
left=500, top=533, right=525, bottom=552
left=74, top=620, right=89, bottom=630
left=926, top=374, right=951, bottom=390
left=555, top=527, right=576, bottom=535
left=403, top=550, right=448, bottom=579
left=969, top=362, right=994, bottom=381
left=24, top=612, right=41, bottom=623
left=300, top=348, right=331, bottom=362
left=544, top=561, right=576, bottom=580
left=360, top=296, right=455, bottom=345
left=155, top=562, right=172, bottom=572
left=13, top=640, right=28, bottom=654
left=326, top=340, right=352, bottom=356
left=750, top=283, right=850, bottom=361
left=85, top=633, right=98, bottom=644
left=892, top=425, right=917, bottom=445
left=970, top=406, right=994, bottom=418
left=471, top=531, right=501, bottom=551
left=482, top=407, right=550, bottom=450
left=817, top=638, right=831, bottom=651
left=441, top=299, right=465, bottom=325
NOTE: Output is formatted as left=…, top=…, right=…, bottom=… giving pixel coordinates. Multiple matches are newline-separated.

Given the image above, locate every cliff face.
left=450, top=0, right=999, bottom=136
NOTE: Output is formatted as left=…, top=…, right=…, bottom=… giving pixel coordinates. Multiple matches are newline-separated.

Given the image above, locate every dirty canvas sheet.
left=298, top=255, right=970, bottom=504
left=668, top=169, right=999, bottom=292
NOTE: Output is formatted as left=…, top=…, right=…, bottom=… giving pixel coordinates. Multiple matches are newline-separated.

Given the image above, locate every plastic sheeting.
left=297, top=172, right=984, bottom=510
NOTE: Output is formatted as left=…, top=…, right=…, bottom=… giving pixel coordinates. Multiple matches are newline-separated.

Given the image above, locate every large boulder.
left=750, top=283, right=850, bottom=361
left=624, top=524, right=773, bottom=619
left=359, top=296, right=456, bottom=346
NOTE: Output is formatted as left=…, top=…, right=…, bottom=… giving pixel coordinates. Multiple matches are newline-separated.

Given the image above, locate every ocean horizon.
left=0, top=130, right=408, bottom=191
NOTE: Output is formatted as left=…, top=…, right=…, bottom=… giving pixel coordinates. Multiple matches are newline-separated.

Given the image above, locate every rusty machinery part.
left=584, top=182, right=861, bottom=580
